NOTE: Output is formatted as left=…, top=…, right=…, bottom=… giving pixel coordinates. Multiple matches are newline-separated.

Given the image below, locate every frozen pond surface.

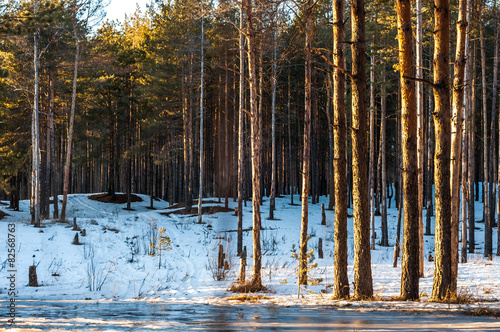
left=3, top=300, right=500, bottom=331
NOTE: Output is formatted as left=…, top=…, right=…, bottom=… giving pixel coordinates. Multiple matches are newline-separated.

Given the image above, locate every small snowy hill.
left=1, top=193, right=499, bottom=309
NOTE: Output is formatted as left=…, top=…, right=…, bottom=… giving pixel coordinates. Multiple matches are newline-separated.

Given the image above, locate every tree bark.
left=299, top=0, right=313, bottom=286
left=32, top=0, right=41, bottom=227
left=369, top=36, right=376, bottom=251
left=431, top=0, right=452, bottom=301
left=480, top=17, right=492, bottom=259
left=416, top=0, right=425, bottom=279
left=450, top=0, right=468, bottom=293
left=198, top=7, right=205, bottom=224
left=380, top=70, right=388, bottom=247
left=332, top=0, right=349, bottom=299
left=269, top=16, right=278, bottom=220
left=48, top=69, right=58, bottom=219
left=245, top=0, right=263, bottom=288
left=351, top=0, right=373, bottom=299
left=396, top=0, right=419, bottom=300
left=237, top=4, right=245, bottom=256
left=60, top=5, right=81, bottom=223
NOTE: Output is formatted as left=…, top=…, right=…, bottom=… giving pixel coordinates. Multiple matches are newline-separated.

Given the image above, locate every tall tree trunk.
left=396, top=0, right=419, bottom=300
left=288, top=73, right=294, bottom=206
left=351, top=0, right=373, bottom=299
left=32, top=1, right=41, bottom=227
left=369, top=36, right=376, bottom=250
left=462, top=0, right=472, bottom=263
left=489, top=2, right=500, bottom=257
left=426, top=91, right=435, bottom=234
left=245, top=0, right=263, bottom=288
left=326, top=74, right=335, bottom=211
left=431, top=0, right=452, bottom=301
left=480, top=17, right=492, bottom=259
left=332, top=0, right=349, bottom=298
left=416, top=0, right=425, bottom=279
left=299, top=0, right=313, bottom=286
left=49, top=69, right=58, bottom=219
left=492, top=4, right=500, bottom=257
left=269, top=17, right=278, bottom=220
left=198, top=7, right=205, bottom=224
left=225, top=50, right=230, bottom=209
left=237, top=4, right=245, bottom=256
left=468, top=37, right=477, bottom=254
left=450, top=0, right=468, bottom=293
left=183, top=62, right=193, bottom=212
left=60, top=10, right=81, bottom=222
left=380, top=71, right=388, bottom=247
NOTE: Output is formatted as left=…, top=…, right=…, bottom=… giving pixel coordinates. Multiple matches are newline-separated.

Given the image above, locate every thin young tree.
left=480, top=9, right=491, bottom=259
left=396, top=0, right=419, bottom=300
left=32, top=0, right=41, bottom=227
left=198, top=1, right=205, bottom=224
left=60, top=0, right=104, bottom=222
left=450, top=0, right=468, bottom=293
left=237, top=3, right=245, bottom=256
left=299, top=0, right=314, bottom=286
left=269, top=6, right=278, bottom=220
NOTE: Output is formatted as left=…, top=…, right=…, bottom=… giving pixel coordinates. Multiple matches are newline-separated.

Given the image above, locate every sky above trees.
left=105, top=0, right=148, bottom=22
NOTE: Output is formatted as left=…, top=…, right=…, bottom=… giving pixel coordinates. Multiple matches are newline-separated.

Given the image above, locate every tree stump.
left=29, top=265, right=38, bottom=287
left=217, top=244, right=224, bottom=269
left=72, top=233, right=81, bottom=245
left=321, top=204, right=326, bottom=225
left=80, top=229, right=86, bottom=237
left=318, top=238, right=323, bottom=259
left=72, top=217, right=80, bottom=231
left=239, top=246, right=247, bottom=283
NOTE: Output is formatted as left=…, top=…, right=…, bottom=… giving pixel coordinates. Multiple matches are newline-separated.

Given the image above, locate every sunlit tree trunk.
left=332, top=0, right=349, bottom=299
left=352, top=0, right=373, bottom=299
left=396, top=0, right=419, bottom=300
left=431, top=0, right=452, bottom=301
left=245, top=0, right=263, bottom=288
left=299, top=0, right=313, bottom=286
left=369, top=36, right=376, bottom=251
left=32, top=0, right=41, bottom=227
left=380, top=71, right=388, bottom=247
left=450, top=0, right=468, bottom=293
left=416, top=0, right=425, bottom=278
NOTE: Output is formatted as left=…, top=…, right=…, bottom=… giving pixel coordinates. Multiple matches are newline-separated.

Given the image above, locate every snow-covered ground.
left=1, top=192, right=499, bottom=312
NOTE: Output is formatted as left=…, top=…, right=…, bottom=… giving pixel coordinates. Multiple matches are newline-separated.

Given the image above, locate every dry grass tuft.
left=229, top=281, right=267, bottom=293
left=465, top=307, right=500, bottom=317
left=226, top=294, right=271, bottom=302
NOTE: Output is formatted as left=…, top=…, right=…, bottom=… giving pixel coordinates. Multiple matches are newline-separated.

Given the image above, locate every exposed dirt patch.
left=162, top=205, right=233, bottom=216
left=0, top=210, right=9, bottom=220
left=88, top=193, right=143, bottom=204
